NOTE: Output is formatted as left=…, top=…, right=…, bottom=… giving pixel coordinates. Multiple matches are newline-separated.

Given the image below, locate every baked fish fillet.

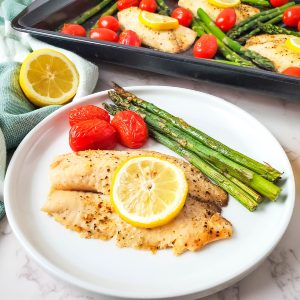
left=42, top=190, right=232, bottom=255
left=50, top=150, right=228, bottom=207
left=178, top=0, right=259, bottom=23
left=117, top=7, right=197, bottom=53
left=244, top=34, right=300, bottom=72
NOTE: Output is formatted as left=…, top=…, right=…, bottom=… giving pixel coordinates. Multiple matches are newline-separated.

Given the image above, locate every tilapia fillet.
left=50, top=150, right=228, bottom=207
left=117, top=7, right=197, bottom=53
left=178, top=0, right=259, bottom=23
left=244, top=34, right=300, bottom=72
left=42, top=190, right=232, bottom=255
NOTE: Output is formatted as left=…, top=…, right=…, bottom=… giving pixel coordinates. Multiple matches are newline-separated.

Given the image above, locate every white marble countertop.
left=1, top=63, right=300, bottom=300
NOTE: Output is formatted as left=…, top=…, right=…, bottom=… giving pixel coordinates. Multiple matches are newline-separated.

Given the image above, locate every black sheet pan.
left=11, top=0, right=300, bottom=99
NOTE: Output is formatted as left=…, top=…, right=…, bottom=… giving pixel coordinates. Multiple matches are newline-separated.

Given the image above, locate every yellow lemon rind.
left=138, top=11, right=179, bottom=31
left=208, top=0, right=240, bottom=8
left=110, top=156, right=188, bottom=229
left=19, top=48, right=79, bottom=107
left=285, top=37, right=300, bottom=54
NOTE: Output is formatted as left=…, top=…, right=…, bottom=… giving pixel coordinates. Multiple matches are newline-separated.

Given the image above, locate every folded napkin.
left=0, top=0, right=99, bottom=220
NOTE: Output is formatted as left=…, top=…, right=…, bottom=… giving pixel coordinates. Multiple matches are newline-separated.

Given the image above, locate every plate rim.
left=4, top=86, right=295, bottom=299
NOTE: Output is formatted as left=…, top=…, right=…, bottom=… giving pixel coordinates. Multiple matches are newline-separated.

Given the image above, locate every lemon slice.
left=111, top=156, right=188, bottom=228
left=285, top=36, right=300, bottom=54
left=208, top=0, right=240, bottom=8
left=139, top=11, right=179, bottom=30
left=19, top=49, right=79, bottom=107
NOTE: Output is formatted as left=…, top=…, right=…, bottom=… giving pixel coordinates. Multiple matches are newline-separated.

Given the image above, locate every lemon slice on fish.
left=111, top=156, right=188, bottom=228
left=139, top=11, right=179, bottom=30
left=208, top=0, right=240, bottom=8
left=285, top=36, right=300, bottom=54
left=19, top=49, right=79, bottom=107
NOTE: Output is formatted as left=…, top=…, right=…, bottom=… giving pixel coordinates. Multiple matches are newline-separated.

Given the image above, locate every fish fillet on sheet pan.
left=117, top=7, right=197, bottom=54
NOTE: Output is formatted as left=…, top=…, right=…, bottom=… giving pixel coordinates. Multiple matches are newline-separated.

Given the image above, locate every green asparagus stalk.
left=150, top=129, right=258, bottom=211
left=192, top=19, right=254, bottom=67
left=241, top=0, right=271, bottom=7
left=197, top=8, right=276, bottom=71
left=91, top=2, right=118, bottom=29
left=227, top=2, right=295, bottom=39
left=103, top=103, right=259, bottom=210
left=216, top=168, right=263, bottom=203
left=237, top=14, right=283, bottom=44
left=101, top=2, right=118, bottom=16
left=259, top=22, right=300, bottom=36
left=156, top=0, right=171, bottom=15
left=108, top=91, right=281, bottom=200
left=71, top=0, right=113, bottom=24
left=227, top=10, right=287, bottom=40
left=112, top=83, right=282, bottom=182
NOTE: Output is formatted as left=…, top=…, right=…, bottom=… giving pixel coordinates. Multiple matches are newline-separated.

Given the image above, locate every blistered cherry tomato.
left=61, top=24, right=86, bottom=37
left=69, top=119, right=117, bottom=151
left=89, top=28, right=119, bottom=42
left=171, top=7, right=193, bottom=27
left=283, top=6, right=300, bottom=27
left=97, top=16, right=120, bottom=32
left=139, top=0, right=157, bottom=12
left=111, top=111, right=148, bottom=148
left=118, top=30, right=142, bottom=46
left=298, top=20, right=300, bottom=31
left=216, top=9, right=236, bottom=32
left=68, top=105, right=110, bottom=126
left=117, top=0, right=140, bottom=11
left=193, top=34, right=218, bottom=59
left=270, top=0, right=288, bottom=7
left=282, top=67, right=300, bottom=77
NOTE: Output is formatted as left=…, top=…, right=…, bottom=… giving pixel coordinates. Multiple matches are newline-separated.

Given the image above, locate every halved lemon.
left=208, top=0, right=240, bottom=8
left=19, top=49, right=79, bottom=107
left=111, top=156, right=188, bottom=228
left=139, top=11, right=179, bottom=30
left=285, top=36, right=300, bottom=54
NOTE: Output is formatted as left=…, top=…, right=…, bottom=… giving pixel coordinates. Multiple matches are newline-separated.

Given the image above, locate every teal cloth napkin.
left=0, top=0, right=99, bottom=220
left=0, top=63, right=59, bottom=220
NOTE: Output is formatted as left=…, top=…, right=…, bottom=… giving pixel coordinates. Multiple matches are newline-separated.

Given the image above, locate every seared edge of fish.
left=117, top=7, right=197, bottom=54
left=50, top=150, right=228, bottom=207
left=42, top=190, right=233, bottom=255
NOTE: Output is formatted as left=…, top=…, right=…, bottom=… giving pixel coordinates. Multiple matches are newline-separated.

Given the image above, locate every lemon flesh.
left=139, top=11, right=179, bottom=30
left=285, top=37, right=300, bottom=54
left=208, top=0, right=240, bottom=8
left=111, top=156, right=188, bottom=228
left=19, top=49, right=79, bottom=107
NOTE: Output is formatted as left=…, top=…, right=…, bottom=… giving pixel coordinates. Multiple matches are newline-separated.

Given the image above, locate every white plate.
left=4, top=86, right=295, bottom=299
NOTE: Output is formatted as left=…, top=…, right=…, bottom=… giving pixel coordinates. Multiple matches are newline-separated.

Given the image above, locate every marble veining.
left=1, top=63, right=300, bottom=300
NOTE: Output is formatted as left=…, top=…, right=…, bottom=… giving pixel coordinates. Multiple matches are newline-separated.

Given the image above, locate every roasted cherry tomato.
left=89, top=28, right=119, bottom=42
left=68, top=105, right=110, bottom=126
left=283, top=6, right=300, bottom=27
left=139, top=0, right=157, bottom=12
left=171, top=7, right=193, bottom=27
left=270, top=0, right=288, bottom=7
left=282, top=67, right=300, bottom=77
left=298, top=20, right=300, bottom=31
left=117, top=0, right=140, bottom=11
left=111, top=111, right=148, bottom=148
left=118, top=30, right=142, bottom=46
left=97, top=16, right=120, bottom=32
left=69, top=119, right=117, bottom=151
left=61, top=24, right=86, bottom=37
left=215, top=8, right=236, bottom=32
left=193, top=34, right=218, bottom=59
